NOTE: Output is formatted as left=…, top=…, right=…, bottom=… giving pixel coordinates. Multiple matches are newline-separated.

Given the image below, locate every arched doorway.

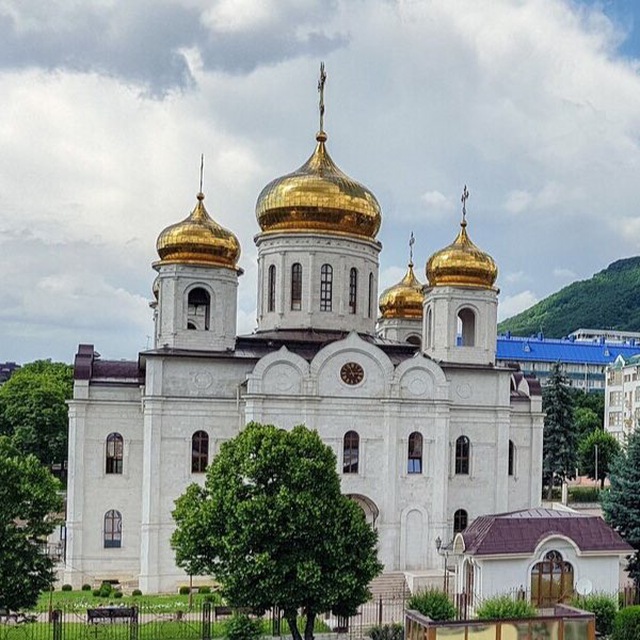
left=531, top=550, right=574, bottom=607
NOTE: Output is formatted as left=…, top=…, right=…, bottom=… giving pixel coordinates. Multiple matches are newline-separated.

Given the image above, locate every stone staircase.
left=369, top=572, right=410, bottom=599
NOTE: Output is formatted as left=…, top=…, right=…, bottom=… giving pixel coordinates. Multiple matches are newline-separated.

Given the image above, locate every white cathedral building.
left=64, top=102, right=544, bottom=593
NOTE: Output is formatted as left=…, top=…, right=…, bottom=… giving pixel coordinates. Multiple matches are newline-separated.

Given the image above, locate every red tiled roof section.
left=461, top=508, right=632, bottom=556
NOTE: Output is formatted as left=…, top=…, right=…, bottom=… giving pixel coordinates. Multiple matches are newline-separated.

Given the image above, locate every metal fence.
left=0, top=595, right=411, bottom=640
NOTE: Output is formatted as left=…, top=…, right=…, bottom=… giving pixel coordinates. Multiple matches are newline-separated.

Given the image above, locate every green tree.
left=573, top=407, right=602, bottom=441
left=602, top=428, right=640, bottom=587
left=578, top=429, right=621, bottom=488
left=542, top=363, right=577, bottom=499
left=172, top=423, right=382, bottom=640
left=0, top=437, right=63, bottom=610
left=0, top=360, right=73, bottom=466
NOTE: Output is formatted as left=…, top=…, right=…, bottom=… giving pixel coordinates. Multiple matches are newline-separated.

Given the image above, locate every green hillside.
left=498, top=256, right=640, bottom=338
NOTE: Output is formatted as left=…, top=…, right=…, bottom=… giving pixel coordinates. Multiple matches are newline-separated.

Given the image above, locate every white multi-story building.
left=64, top=100, right=544, bottom=593
left=604, top=354, right=640, bottom=443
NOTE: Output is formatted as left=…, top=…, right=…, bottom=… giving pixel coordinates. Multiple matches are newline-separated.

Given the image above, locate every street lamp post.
left=435, top=536, right=450, bottom=594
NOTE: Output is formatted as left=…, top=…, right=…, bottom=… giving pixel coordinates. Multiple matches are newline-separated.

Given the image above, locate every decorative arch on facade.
left=104, top=509, right=122, bottom=548
left=346, top=493, right=379, bottom=527
left=400, top=505, right=429, bottom=571
left=191, top=430, right=209, bottom=473
left=247, top=347, right=310, bottom=395
left=394, top=354, right=448, bottom=401
left=185, top=285, right=212, bottom=331
left=457, top=306, right=476, bottom=347
left=106, top=432, right=124, bottom=474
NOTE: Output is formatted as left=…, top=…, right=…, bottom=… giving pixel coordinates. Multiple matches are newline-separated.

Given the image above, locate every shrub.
left=224, top=613, right=263, bottom=640
left=113, top=590, right=123, bottom=599
left=475, top=596, right=537, bottom=620
left=571, top=593, right=617, bottom=636
left=61, top=584, right=72, bottom=592
left=132, top=589, right=142, bottom=597
left=407, top=588, right=456, bottom=621
left=199, top=586, right=211, bottom=594
left=367, top=623, right=404, bottom=640
left=179, top=586, right=191, bottom=595
left=612, top=606, right=640, bottom=640
left=98, top=582, right=112, bottom=598
left=92, top=589, right=101, bottom=597
left=203, top=595, right=215, bottom=604
left=81, top=584, right=92, bottom=591
left=568, top=486, right=601, bottom=503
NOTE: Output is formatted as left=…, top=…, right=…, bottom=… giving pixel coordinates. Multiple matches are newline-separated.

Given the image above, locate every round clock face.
left=340, top=362, right=364, bottom=385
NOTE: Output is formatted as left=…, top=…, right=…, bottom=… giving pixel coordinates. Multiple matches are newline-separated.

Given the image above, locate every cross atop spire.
left=318, top=62, right=327, bottom=135
left=461, top=185, right=469, bottom=226
left=199, top=154, right=204, bottom=195
left=408, top=232, right=415, bottom=267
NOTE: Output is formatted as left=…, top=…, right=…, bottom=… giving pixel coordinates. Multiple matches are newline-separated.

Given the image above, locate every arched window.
left=408, top=432, right=423, bottom=474
left=531, top=551, right=575, bottom=606
left=406, top=335, right=421, bottom=347
left=453, top=509, right=468, bottom=534
left=320, top=264, right=333, bottom=311
left=349, top=268, right=358, bottom=314
left=291, top=263, right=302, bottom=311
left=458, top=308, right=476, bottom=346
left=192, top=431, right=209, bottom=473
left=106, top=433, right=123, bottom=474
left=187, top=287, right=211, bottom=330
left=367, top=273, right=374, bottom=318
left=426, top=307, right=433, bottom=349
left=343, top=431, right=359, bottom=474
left=508, top=440, right=516, bottom=476
left=455, top=436, right=470, bottom=475
left=104, top=510, right=122, bottom=548
left=268, top=265, right=276, bottom=313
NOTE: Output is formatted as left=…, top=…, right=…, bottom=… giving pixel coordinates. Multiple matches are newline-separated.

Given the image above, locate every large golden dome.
left=426, top=219, right=497, bottom=289
left=255, top=131, right=382, bottom=240
left=379, top=262, right=424, bottom=319
left=156, top=192, right=240, bottom=269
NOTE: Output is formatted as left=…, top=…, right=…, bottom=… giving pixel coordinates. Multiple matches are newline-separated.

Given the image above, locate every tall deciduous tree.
left=578, top=429, right=621, bottom=488
left=0, top=360, right=73, bottom=466
left=542, top=362, right=577, bottom=498
left=602, top=428, right=640, bottom=586
left=172, top=423, right=382, bottom=640
left=0, top=437, right=63, bottom=610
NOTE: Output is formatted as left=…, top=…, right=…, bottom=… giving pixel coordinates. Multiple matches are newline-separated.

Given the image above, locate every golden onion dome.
left=255, top=130, right=382, bottom=239
left=426, top=218, right=497, bottom=289
left=156, top=192, right=240, bottom=269
left=379, top=262, right=424, bottom=319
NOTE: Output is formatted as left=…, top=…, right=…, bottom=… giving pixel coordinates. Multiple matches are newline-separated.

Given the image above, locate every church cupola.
left=422, top=187, right=499, bottom=365
left=254, top=64, right=382, bottom=336
left=376, top=234, right=424, bottom=345
left=152, top=163, right=242, bottom=352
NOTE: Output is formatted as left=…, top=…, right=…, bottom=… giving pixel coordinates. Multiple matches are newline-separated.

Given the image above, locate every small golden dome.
left=426, top=218, right=497, bottom=289
left=156, top=192, right=240, bottom=269
left=379, top=262, right=424, bottom=319
left=255, top=131, right=382, bottom=240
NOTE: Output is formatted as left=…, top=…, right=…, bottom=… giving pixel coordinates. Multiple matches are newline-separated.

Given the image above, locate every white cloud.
left=553, top=267, right=577, bottom=280
left=498, top=291, right=539, bottom=322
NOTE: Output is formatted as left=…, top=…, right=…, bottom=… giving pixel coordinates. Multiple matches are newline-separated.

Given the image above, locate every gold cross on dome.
left=318, top=62, right=327, bottom=133
left=409, top=232, right=415, bottom=266
left=461, top=185, right=469, bottom=223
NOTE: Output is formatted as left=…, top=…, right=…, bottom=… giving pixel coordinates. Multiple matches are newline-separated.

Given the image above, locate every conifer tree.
left=602, top=429, right=640, bottom=587
left=542, top=362, right=577, bottom=499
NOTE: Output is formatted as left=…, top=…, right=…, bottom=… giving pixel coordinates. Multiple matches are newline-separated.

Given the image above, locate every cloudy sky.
left=1, top=0, right=640, bottom=364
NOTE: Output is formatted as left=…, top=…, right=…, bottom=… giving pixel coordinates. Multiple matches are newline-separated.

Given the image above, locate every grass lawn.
left=36, top=590, right=223, bottom=613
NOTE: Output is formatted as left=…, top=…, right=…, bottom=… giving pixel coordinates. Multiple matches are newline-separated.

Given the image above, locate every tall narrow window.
left=192, top=431, right=209, bottom=473
left=343, top=431, right=359, bottom=474
left=453, top=509, right=468, bottom=534
left=508, top=440, right=516, bottom=476
left=426, top=307, right=433, bottom=349
left=367, top=273, right=374, bottom=318
left=104, top=510, right=122, bottom=548
left=349, top=268, right=358, bottom=314
left=458, top=308, right=476, bottom=346
left=291, top=263, right=302, bottom=311
left=106, top=433, right=123, bottom=474
left=268, top=265, right=276, bottom=313
left=408, top=432, right=423, bottom=474
left=187, top=287, right=211, bottom=330
left=320, top=264, right=333, bottom=311
left=455, top=436, right=470, bottom=475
